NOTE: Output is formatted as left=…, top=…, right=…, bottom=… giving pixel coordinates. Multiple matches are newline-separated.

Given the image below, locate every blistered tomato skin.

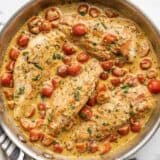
left=62, top=43, right=75, bottom=55
left=57, top=65, right=68, bottom=77
left=41, top=84, right=54, bottom=97
left=1, top=73, right=13, bottom=87
left=17, top=34, right=29, bottom=47
left=72, top=23, right=87, bottom=36
left=9, top=48, right=20, bottom=61
left=118, top=125, right=130, bottom=136
left=67, top=64, right=82, bottom=76
left=148, top=79, right=160, bottom=94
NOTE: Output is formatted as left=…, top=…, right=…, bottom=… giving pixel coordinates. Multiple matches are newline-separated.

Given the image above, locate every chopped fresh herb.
left=87, top=128, right=92, bottom=134
left=129, top=111, right=135, bottom=117
left=121, top=84, right=130, bottom=93
left=79, top=112, right=86, bottom=119
left=95, top=115, right=99, bottom=119
left=41, top=95, right=46, bottom=100
left=45, top=45, right=49, bottom=49
left=92, top=42, right=97, bottom=46
left=52, top=53, right=63, bottom=60
left=18, top=87, right=25, bottom=95
left=32, top=74, right=41, bottom=81
left=96, top=134, right=101, bottom=139
left=23, top=51, right=29, bottom=56
left=74, top=90, right=80, bottom=101
left=101, top=22, right=107, bottom=29
left=33, top=63, right=43, bottom=70
left=70, top=105, right=75, bottom=110
left=102, top=122, right=108, bottom=126
left=79, top=12, right=86, bottom=16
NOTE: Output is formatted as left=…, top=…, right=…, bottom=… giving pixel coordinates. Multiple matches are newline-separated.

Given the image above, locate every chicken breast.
left=60, top=14, right=138, bottom=62
left=70, top=84, right=155, bottom=142
left=49, top=58, right=102, bottom=134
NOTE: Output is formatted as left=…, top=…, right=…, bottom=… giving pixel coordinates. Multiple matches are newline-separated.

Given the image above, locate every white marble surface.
left=0, top=0, right=160, bottom=160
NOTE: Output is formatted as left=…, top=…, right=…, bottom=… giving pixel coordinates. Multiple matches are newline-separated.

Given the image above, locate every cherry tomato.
left=118, top=125, right=130, bottom=136
left=105, top=8, right=119, bottom=18
left=62, top=43, right=75, bottom=55
left=17, top=34, right=29, bottom=47
left=76, top=143, right=86, bottom=153
left=29, top=129, right=43, bottom=142
left=103, top=33, right=117, bottom=44
left=63, top=56, right=72, bottom=65
left=51, top=76, right=60, bottom=88
left=112, top=68, right=126, bottom=77
left=57, top=65, right=68, bottom=77
left=89, top=7, right=100, bottom=18
left=1, top=73, right=13, bottom=87
left=130, top=120, right=141, bottom=133
left=137, top=74, right=145, bottom=84
left=140, top=58, right=152, bottom=70
left=6, top=61, right=15, bottom=72
left=100, top=143, right=111, bottom=155
left=147, top=70, right=157, bottom=79
left=42, top=135, right=54, bottom=146
left=41, top=84, right=53, bottom=97
left=45, top=7, right=60, bottom=21
left=87, top=95, right=97, bottom=106
left=40, top=20, right=51, bottom=32
left=115, top=59, right=125, bottom=68
left=38, top=103, right=46, bottom=111
left=111, top=78, right=121, bottom=87
left=96, top=83, right=107, bottom=92
left=67, top=64, right=82, bottom=76
left=9, top=48, right=20, bottom=60
left=78, top=4, right=89, bottom=16
left=88, top=142, right=98, bottom=153
left=79, top=106, right=92, bottom=120
left=53, top=144, right=63, bottom=153
left=99, top=72, right=108, bottom=80
left=101, top=60, right=113, bottom=71
left=77, top=52, right=89, bottom=63
left=148, top=79, right=160, bottom=94
left=72, top=23, right=87, bottom=36
left=108, top=133, right=118, bottom=142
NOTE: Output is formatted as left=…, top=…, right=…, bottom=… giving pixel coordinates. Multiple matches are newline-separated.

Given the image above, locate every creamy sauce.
left=0, top=1, right=160, bottom=159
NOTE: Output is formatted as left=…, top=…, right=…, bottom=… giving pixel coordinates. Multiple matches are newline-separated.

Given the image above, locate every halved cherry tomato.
left=62, top=43, right=75, bottom=55
left=1, top=73, right=13, bottom=87
left=96, top=91, right=109, bottom=104
left=118, top=125, right=130, bottom=136
left=103, top=33, right=117, bottom=44
left=29, top=129, right=43, bottom=142
left=111, top=78, right=121, bottom=87
left=76, top=143, right=86, bottom=153
left=17, top=34, right=29, bottom=47
left=88, top=142, right=98, bottom=153
left=96, top=83, right=107, bottom=92
left=63, top=56, right=72, bottom=65
left=87, top=94, right=97, bottom=106
left=100, top=143, right=111, bottom=155
left=67, top=64, right=82, bottom=76
left=89, top=7, right=100, bottom=18
left=25, top=106, right=36, bottom=118
left=40, top=20, right=52, bottom=32
left=78, top=4, right=89, bottom=16
left=108, top=133, right=118, bottom=142
left=9, top=48, right=20, bottom=61
left=148, top=79, right=160, bottom=94
left=99, top=72, right=108, bottom=80
left=20, top=118, right=36, bottom=131
left=115, top=59, right=125, bottom=68
left=147, top=70, right=157, bottom=79
left=51, top=76, right=60, bottom=88
left=53, top=144, right=63, bottom=153
left=112, top=68, right=126, bottom=77
left=45, top=7, right=60, bottom=21
left=57, top=65, right=68, bottom=77
left=77, top=52, right=89, bottom=63
left=137, top=74, right=145, bottom=84
left=100, top=60, right=113, bottom=71
left=72, top=23, right=87, bottom=36
left=42, top=134, right=54, bottom=146
left=130, top=120, right=141, bottom=133
left=140, top=58, right=152, bottom=70
left=38, top=103, right=46, bottom=111
left=79, top=106, right=92, bottom=120
left=41, top=84, right=53, bottom=97
left=6, top=61, right=15, bottom=72
left=105, top=8, right=119, bottom=18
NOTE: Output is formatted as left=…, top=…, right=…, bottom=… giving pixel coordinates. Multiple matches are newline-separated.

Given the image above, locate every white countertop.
left=0, top=0, right=160, bottom=160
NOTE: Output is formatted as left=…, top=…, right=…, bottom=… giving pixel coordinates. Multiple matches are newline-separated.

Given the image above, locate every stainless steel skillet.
left=0, top=0, right=160, bottom=160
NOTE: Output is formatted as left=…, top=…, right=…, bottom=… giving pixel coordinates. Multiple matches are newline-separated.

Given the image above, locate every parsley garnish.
left=18, top=87, right=25, bottom=95
left=74, top=90, right=80, bottom=101
left=52, top=53, right=63, bottom=60
left=121, top=84, right=130, bottom=93
left=87, top=128, right=92, bottom=134
left=33, top=63, right=43, bottom=70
